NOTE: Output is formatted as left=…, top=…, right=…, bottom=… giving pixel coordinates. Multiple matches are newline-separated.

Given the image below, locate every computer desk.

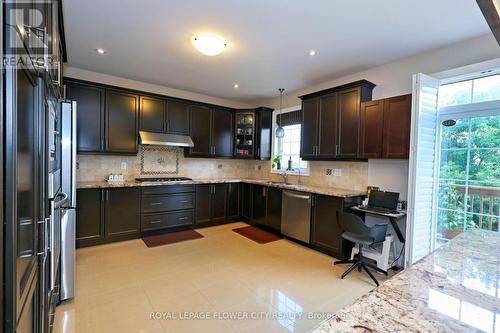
left=350, top=205, right=407, bottom=244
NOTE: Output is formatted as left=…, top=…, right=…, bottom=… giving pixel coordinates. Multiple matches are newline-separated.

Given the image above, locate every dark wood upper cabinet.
left=212, top=108, right=234, bottom=158
left=167, top=100, right=190, bottom=135
left=337, top=87, right=361, bottom=158
left=66, top=82, right=105, bottom=153
left=139, top=95, right=165, bottom=133
left=300, top=80, right=375, bottom=160
left=254, top=107, right=273, bottom=160
left=382, top=94, right=412, bottom=159
left=301, top=97, right=319, bottom=159
left=317, top=93, right=338, bottom=158
left=188, top=105, right=212, bottom=157
left=104, top=188, right=140, bottom=239
left=359, top=100, right=384, bottom=158
left=359, top=94, right=411, bottom=159
left=105, top=90, right=139, bottom=154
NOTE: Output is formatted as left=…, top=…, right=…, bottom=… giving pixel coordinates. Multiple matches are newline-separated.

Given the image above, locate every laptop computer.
left=367, top=190, right=400, bottom=213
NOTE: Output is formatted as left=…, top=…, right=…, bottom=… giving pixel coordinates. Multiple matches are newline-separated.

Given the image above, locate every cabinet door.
left=226, top=183, right=240, bottom=218
left=359, top=100, right=384, bottom=159
left=241, top=183, right=252, bottom=221
left=139, top=95, right=165, bottom=133
left=212, top=184, right=227, bottom=223
left=252, top=185, right=267, bottom=226
left=300, top=97, right=319, bottom=159
left=382, top=94, right=412, bottom=159
left=266, top=187, right=282, bottom=231
left=255, top=108, right=272, bottom=160
left=67, top=82, right=105, bottom=153
left=76, top=189, right=104, bottom=247
left=317, top=93, right=338, bottom=158
left=310, top=195, right=344, bottom=259
left=195, top=184, right=212, bottom=224
left=212, top=108, right=233, bottom=158
left=337, top=87, right=361, bottom=158
left=188, top=105, right=212, bottom=156
left=105, top=90, right=139, bottom=154
left=167, top=100, right=190, bottom=135
left=104, top=188, right=140, bottom=240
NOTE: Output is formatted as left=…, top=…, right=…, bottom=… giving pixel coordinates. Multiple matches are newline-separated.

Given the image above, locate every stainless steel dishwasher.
left=281, top=190, right=311, bottom=243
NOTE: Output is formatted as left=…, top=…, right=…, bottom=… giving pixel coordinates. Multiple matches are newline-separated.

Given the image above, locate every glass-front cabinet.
left=234, top=111, right=255, bottom=158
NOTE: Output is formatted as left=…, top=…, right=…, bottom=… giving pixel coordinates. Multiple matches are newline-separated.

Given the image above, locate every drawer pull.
left=150, top=202, right=162, bottom=206
left=179, top=200, right=190, bottom=203
left=178, top=217, right=189, bottom=220
left=150, top=220, right=162, bottom=224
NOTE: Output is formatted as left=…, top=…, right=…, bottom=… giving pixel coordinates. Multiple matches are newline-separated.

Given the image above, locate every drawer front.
left=142, top=185, right=195, bottom=196
left=141, top=193, right=194, bottom=213
left=141, top=210, right=194, bottom=231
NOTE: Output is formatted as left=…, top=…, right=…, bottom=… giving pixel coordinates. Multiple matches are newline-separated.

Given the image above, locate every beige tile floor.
left=54, top=222, right=385, bottom=333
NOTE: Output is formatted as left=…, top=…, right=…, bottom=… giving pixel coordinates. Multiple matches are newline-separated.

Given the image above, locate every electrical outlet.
left=255, top=165, right=261, bottom=171
left=326, top=168, right=332, bottom=176
left=218, top=164, right=223, bottom=169
left=333, top=168, right=342, bottom=176
left=76, top=162, right=80, bottom=170
left=121, top=162, right=127, bottom=170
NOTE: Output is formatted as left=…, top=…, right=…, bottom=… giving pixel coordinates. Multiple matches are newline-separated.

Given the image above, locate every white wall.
left=368, top=160, right=409, bottom=200
left=256, top=34, right=500, bottom=108
left=64, top=66, right=252, bottom=109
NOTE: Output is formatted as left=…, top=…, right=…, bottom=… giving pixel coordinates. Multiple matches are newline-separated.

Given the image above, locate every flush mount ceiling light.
left=95, top=48, right=105, bottom=54
left=233, top=84, right=239, bottom=89
left=309, top=50, right=316, bottom=56
left=193, top=34, right=227, bottom=56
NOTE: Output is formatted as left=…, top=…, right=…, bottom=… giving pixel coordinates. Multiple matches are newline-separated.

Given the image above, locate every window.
left=272, top=109, right=308, bottom=175
left=438, top=74, right=500, bottom=107
left=436, top=114, right=500, bottom=243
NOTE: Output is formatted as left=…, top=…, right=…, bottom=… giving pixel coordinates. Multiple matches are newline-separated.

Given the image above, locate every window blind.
left=276, top=110, right=302, bottom=127
left=407, top=73, right=440, bottom=264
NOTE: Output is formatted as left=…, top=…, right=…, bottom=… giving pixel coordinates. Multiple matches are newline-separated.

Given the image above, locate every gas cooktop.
left=135, top=177, right=193, bottom=182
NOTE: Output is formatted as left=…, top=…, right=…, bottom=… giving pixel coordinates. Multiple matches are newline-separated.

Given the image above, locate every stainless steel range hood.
left=139, top=131, right=194, bottom=147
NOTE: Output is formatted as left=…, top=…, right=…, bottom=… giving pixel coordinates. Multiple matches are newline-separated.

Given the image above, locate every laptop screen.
left=368, top=190, right=399, bottom=210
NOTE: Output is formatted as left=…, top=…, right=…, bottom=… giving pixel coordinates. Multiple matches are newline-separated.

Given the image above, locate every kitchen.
left=2, top=1, right=500, bottom=333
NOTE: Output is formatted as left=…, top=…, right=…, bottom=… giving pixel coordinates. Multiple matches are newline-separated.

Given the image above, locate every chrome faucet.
left=279, top=171, right=288, bottom=184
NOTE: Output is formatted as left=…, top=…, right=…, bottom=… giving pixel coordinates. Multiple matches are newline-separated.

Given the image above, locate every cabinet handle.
left=101, top=191, right=105, bottom=202
left=263, top=187, right=267, bottom=197
left=149, top=220, right=162, bottom=224
left=213, top=146, right=216, bottom=155
left=150, top=202, right=162, bottom=206
left=179, top=200, right=189, bottom=203
left=106, top=191, right=109, bottom=201
left=335, top=144, right=339, bottom=156
left=178, top=217, right=189, bottom=221
left=257, top=147, right=260, bottom=156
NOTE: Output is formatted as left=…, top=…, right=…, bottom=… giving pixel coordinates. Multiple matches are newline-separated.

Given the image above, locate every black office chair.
left=334, top=211, right=388, bottom=286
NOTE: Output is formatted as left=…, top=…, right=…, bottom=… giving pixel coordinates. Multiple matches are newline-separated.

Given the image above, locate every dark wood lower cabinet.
left=76, top=188, right=140, bottom=247
left=252, top=185, right=267, bottom=226
left=310, top=195, right=363, bottom=259
left=240, top=183, right=252, bottom=221
left=104, top=188, right=140, bottom=240
left=266, top=187, right=282, bottom=232
left=195, top=184, right=227, bottom=225
left=76, top=189, right=104, bottom=247
left=226, top=183, right=240, bottom=219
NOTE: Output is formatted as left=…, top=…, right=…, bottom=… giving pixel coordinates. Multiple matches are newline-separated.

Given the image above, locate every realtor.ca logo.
left=3, top=0, right=58, bottom=70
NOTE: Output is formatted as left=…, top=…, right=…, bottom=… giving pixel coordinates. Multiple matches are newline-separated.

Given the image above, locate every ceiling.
left=62, top=0, right=490, bottom=102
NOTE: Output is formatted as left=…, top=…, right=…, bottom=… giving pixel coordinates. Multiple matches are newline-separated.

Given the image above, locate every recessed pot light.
left=309, top=50, right=316, bottom=56
left=193, top=34, right=227, bottom=56
left=96, top=48, right=105, bottom=54
left=233, top=84, right=239, bottom=89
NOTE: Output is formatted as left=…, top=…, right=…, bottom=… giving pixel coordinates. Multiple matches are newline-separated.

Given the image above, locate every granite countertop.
left=311, top=229, right=500, bottom=333
left=76, top=178, right=365, bottom=198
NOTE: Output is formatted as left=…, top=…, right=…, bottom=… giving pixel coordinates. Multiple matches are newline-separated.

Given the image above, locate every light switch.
left=333, top=169, right=342, bottom=176
left=121, top=162, right=127, bottom=170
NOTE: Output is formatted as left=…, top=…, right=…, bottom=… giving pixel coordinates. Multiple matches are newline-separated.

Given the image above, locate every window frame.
left=271, top=106, right=309, bottom=176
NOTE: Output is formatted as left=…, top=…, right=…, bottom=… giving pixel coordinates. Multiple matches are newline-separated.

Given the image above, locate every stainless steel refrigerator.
left=59, top=101, right=77, bottom=301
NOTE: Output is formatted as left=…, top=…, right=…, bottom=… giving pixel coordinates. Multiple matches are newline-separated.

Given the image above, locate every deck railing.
left=455, top=185, right=500, bottom=231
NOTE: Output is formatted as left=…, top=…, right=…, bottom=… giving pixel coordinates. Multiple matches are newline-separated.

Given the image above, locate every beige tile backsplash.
left=77, top=147, right=368, bottom=191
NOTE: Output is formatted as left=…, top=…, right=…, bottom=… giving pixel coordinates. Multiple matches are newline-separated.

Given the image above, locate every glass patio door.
left=436, top=114, right=500, bottom=242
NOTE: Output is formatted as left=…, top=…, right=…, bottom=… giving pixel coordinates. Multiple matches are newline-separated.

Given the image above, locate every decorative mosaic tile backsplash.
left=140, top=146, right=178, bottom=175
